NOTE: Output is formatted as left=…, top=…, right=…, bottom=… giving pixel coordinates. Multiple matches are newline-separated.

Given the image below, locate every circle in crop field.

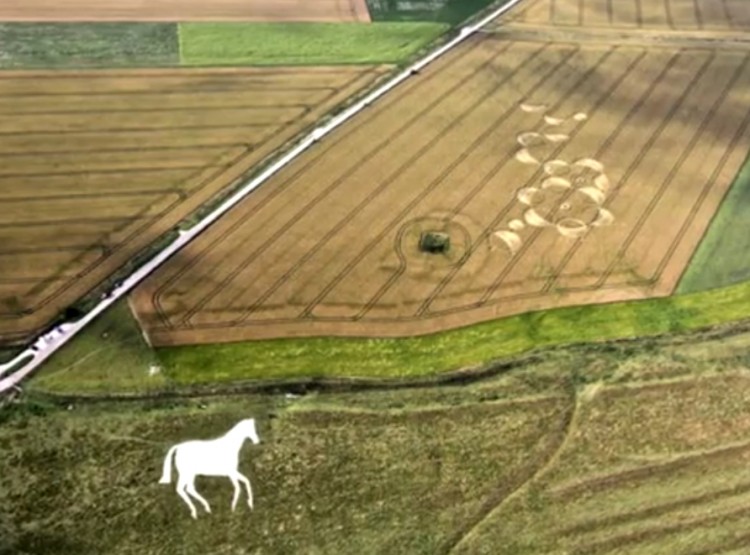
left=395, top=211, right=490, bottom=283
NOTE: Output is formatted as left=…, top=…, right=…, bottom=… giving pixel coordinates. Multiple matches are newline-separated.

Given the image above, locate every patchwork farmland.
left=0, top=66, right=388, bottom=345
left=132, top=32, right=750, bottom=345
left=0, top=0, right=372, bottom=22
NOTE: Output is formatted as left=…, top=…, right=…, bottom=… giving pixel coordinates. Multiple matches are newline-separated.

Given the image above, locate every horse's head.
left=238, top=418, right=260, bottom=444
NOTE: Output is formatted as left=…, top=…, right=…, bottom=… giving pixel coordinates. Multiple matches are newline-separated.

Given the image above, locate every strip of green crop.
left=177, top=22, right=448, bottom=66
left=678, top=152, right=750, bottom=294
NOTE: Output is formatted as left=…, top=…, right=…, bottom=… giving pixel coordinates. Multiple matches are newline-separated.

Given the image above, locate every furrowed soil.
left=0, top=0, right=372, bottom=23
left=0, top=65, right=388, bottom=345
left=132, top=25, right=750, bottom=345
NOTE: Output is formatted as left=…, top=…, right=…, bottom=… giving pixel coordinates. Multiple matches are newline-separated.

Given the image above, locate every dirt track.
left=0, top=65, right=387, bottom=345
left=131, top=31, right=750, bottom=345
left=0, top=0, right=371, bottom=22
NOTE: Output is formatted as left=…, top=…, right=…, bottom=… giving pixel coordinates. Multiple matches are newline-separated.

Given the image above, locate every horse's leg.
left=186, top=481, right=212, bottom=514
left=234, top=472, right=254, bottom=509
left=176, top=477, right=198, bottom=519
left=229, top=476, right=241, bottom=511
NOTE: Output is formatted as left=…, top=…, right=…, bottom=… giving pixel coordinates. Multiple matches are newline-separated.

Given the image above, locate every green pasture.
left=0, top=21, right=450, bottom=69
left=177, top=22, right=448, bottom=66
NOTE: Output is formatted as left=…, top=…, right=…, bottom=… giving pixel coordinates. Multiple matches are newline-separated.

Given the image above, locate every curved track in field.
left=131, top=32, right=750, bottom=345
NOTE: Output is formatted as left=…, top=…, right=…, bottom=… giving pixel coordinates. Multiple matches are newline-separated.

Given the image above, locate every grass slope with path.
left=5, top=333, right=750, bottom=554
left=1, top=367, right=572, bottom=555
left=450, top=370, right=750, bottom=554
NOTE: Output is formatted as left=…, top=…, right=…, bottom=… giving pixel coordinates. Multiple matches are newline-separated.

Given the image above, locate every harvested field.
left=0, top=23, right=179, bottom=69
left=0, top=65, right=389, bottom=345
left=0, top=0, right=371, bottom=23
left=132, top=34, right=750, bottom=346
left=506, top=0, right=750, bottom=30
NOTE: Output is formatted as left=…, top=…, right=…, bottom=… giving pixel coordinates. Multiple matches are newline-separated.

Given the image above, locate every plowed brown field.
left=131, top=33, right=750, bottom=345
left=507, top=0, right=750, bottom=30
left=0, top=65, right=388, bottom=345
left=0, top=0, right=371, bottom=22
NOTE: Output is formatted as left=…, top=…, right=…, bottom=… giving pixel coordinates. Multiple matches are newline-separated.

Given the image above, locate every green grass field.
left=29, top=276, right=750, bottom=396
left=0, top=23, right=179, bottom=68
left=4, top=334, right=750, bottom=554
left=178, top=22, right=448, bottom=66
left=678, top=153, right=750, bottom=294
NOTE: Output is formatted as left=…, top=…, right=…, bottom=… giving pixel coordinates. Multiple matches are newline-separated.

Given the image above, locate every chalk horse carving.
left=159, top=418, right=260, bottom=519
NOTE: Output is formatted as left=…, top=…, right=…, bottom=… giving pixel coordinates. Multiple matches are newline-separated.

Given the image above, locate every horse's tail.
left=159, top=445, right=178, bottom=484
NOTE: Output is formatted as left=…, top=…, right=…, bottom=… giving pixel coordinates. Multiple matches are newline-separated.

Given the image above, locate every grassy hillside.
left=678, top=153, right=750, bottom=294
left=178, top=22, right=448, bottom=66
left=366, top=0, right=501, bottom=23
left=451, top=371, right=750, bottom=554
left=1, top=368, right=572, bottom=554
left=5, top=334, right=750, bottom=553
left=0, top=23, right=179, bottom=68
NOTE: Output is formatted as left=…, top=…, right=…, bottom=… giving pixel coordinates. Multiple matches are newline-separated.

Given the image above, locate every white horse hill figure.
left=159, top=418, right=260, bottom=519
